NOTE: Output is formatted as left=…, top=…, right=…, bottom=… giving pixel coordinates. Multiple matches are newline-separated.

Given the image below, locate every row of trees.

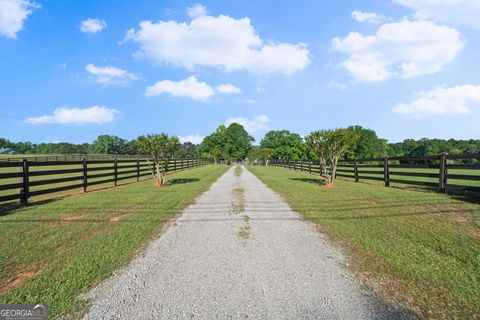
left=0, top=136, right=199, bottom=158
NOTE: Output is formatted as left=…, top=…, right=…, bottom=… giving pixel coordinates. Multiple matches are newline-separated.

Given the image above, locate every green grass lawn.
left=249, top=166, right=480, bottom=319
left=0, top=165, right=228, bottom=319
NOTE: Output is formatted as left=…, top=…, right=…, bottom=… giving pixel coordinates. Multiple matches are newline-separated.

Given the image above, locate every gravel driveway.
left=83, top=165, right=412, bottom=319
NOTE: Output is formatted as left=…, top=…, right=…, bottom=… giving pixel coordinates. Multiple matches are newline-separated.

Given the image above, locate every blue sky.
left=1, top=0, right=479, bottom=144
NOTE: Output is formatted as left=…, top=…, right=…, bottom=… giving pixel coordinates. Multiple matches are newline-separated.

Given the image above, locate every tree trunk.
left=154, top=162, right=161, bottom=187
left=265, top=159, right=269, bottom=166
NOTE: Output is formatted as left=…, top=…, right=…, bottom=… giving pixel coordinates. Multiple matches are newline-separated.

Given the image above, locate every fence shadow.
left=167, top=178, right=200, bottom=185
left=0, top=198, right=61, bottom=217
left=289, top=177, right=325, bottom=185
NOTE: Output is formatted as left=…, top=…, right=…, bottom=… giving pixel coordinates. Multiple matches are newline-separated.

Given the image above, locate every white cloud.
left=225, top=114, right=269, bottom=133
left=392, top=84, right=480, bottom=117
left=326, top=80, right=348, bottom=90
left=123, top=8, right=310, bottom=75
left=86, top=64, right=139, bottom=85
left=0, top=0, right=39, bottom=38
left=179, top=134, right=204, bottom=144
left=215, top=84, right=242, bottom=94
left=145, top=76, right=214, bottom=101
left=332, top=19, right=465, bottom=82
left=186, top=4, right=208, bottom=18
left=26, top=106, right=119, bottom=124
left=394, top=0, right=480, bottom=29
left=80, top=18, right=107, bottom=33
left=351, top=10, right=387, bottom=24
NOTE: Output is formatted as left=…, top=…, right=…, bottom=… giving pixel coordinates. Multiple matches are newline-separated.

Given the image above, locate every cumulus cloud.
left=394, top=0, right=480, bottom=29
left=26, top=106, right=119, bottom=124
left=145, top=76, right=241, bottom=101
left=123, top=8, right=310, bottom=75
left=392, top=84, right=480, bottom=117
left=0, top=0, right=39, bottom=38
left=179, top=134, right=204, bottom=144
left=86, top=64, right=139, bottom=85
left=186, top=4, right=208, bottom=18
left=225, top=115, right=269, bottom=133
left=215, top=84, right=242, bottom=94
left=145, top=76, right=215, bottom=101
left=332, top=19, right=465, bottom=82
left=351, top=10, right=387, bottom=24
left=80, top=18, right=107, bottom=33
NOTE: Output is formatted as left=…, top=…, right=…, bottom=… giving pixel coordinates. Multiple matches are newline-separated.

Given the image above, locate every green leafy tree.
left=306, top=128, right=358, bottom=184
left=260, top=130, right=305, bottom=161
left=344, top=126, right=388, bottom=159
left=199, top=125, right=227, bottom=164
left=135, top=133, right=179, bottom=186
left=222, top=123, right=254, bottom=162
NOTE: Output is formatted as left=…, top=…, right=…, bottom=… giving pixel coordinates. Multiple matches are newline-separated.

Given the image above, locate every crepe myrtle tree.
left=306, top=128, right=358, bottom=185
left=135, top=133, right=179, bottom=186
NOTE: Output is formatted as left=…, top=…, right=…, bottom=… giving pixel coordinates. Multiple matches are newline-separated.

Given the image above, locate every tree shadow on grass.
left=289, top=178, right=325, bottom=185
left=167, top=178, right=200, bottom=185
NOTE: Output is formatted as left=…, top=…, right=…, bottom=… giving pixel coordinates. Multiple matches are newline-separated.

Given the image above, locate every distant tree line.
left=2, top=125, right=480, bottom=163
left=0, top=136, right=199, bottom=158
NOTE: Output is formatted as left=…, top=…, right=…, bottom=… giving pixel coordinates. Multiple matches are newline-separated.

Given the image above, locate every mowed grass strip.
left=248, top=166, right=480, bottom=319
left=0, top=165, right=228, bottom=319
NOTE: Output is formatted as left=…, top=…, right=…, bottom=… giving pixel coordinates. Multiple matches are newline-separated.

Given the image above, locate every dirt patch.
left=451, top=215, right=468, bottom=224
left=231, top=188, right=246, bottom=214
left=61, top=214, right=83, bottom=222
left=109, top=207, right=136, bottom=223
left=237, top=225, right=251, bottom=240
left=0, top=264, right=39, bottom=294
left=234, top=165, right=242, bottom=177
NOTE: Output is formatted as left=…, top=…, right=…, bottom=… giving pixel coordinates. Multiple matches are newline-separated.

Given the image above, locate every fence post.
left=354, top=159, right=359, bottom=182
left=83, top=158, right=88, bottom=192
left=114, top=159, right=118, bottom=186
left=174, top=159, right=177, bottom=172
left=137, top=158, right=140, bottom=182
left=439, top=153, right=447, bottom=193
left=384, top=157, right=390, bottom=187
left=309, top=161, right=312, bottom=174
left=21, top=158, right=29, bottom=205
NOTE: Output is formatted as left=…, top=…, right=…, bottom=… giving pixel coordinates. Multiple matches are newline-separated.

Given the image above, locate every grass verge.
left=248, top=166, right=480, bottom=319
left=0, top=165, right=228, bottom=319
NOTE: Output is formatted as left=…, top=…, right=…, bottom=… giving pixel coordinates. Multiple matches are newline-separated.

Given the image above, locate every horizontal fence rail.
left=0, top=154, right=148, bottom=162
left=0, top=158, right=212, bottom=206
left=271, top=153, right=480, bottom=196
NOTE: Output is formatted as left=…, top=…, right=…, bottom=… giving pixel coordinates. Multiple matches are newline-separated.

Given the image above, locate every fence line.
left=0, top=158, right=212, bottom=205
left=271, top=153, right=480, bottom=195
left=0, top=154, right=148, bottom=162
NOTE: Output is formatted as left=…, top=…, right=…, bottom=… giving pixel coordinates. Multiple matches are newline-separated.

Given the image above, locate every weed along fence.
left=0, top=158, right=211, bottom=205
left=272, top=153, right=480, bottom=195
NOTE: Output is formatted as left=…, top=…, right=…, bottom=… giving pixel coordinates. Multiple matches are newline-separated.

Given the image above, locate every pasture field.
left=0, top=165, right=228, bottom=318
left=249, top=166, right=480, bottom=319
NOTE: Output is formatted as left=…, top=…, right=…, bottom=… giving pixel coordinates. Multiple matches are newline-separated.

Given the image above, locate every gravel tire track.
left=83, top=165, right=413, bottom=319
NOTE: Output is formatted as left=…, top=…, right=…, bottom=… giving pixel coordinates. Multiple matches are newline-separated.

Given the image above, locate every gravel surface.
left=83, top=165, right=413, bottom=319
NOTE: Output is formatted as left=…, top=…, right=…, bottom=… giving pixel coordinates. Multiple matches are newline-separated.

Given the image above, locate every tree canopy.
left=260, top=130, right=305, bottom=161
left=135, top=133, right=179, bottom=186
left=199, top=123, right=254, bottom=163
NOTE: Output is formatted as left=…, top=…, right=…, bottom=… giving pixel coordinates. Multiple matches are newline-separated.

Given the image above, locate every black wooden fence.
left=272, top=153, right=480, bottom=195
left=0, top=158, right=212, bottom=205
left=0, top=154, right=146, bottom=162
